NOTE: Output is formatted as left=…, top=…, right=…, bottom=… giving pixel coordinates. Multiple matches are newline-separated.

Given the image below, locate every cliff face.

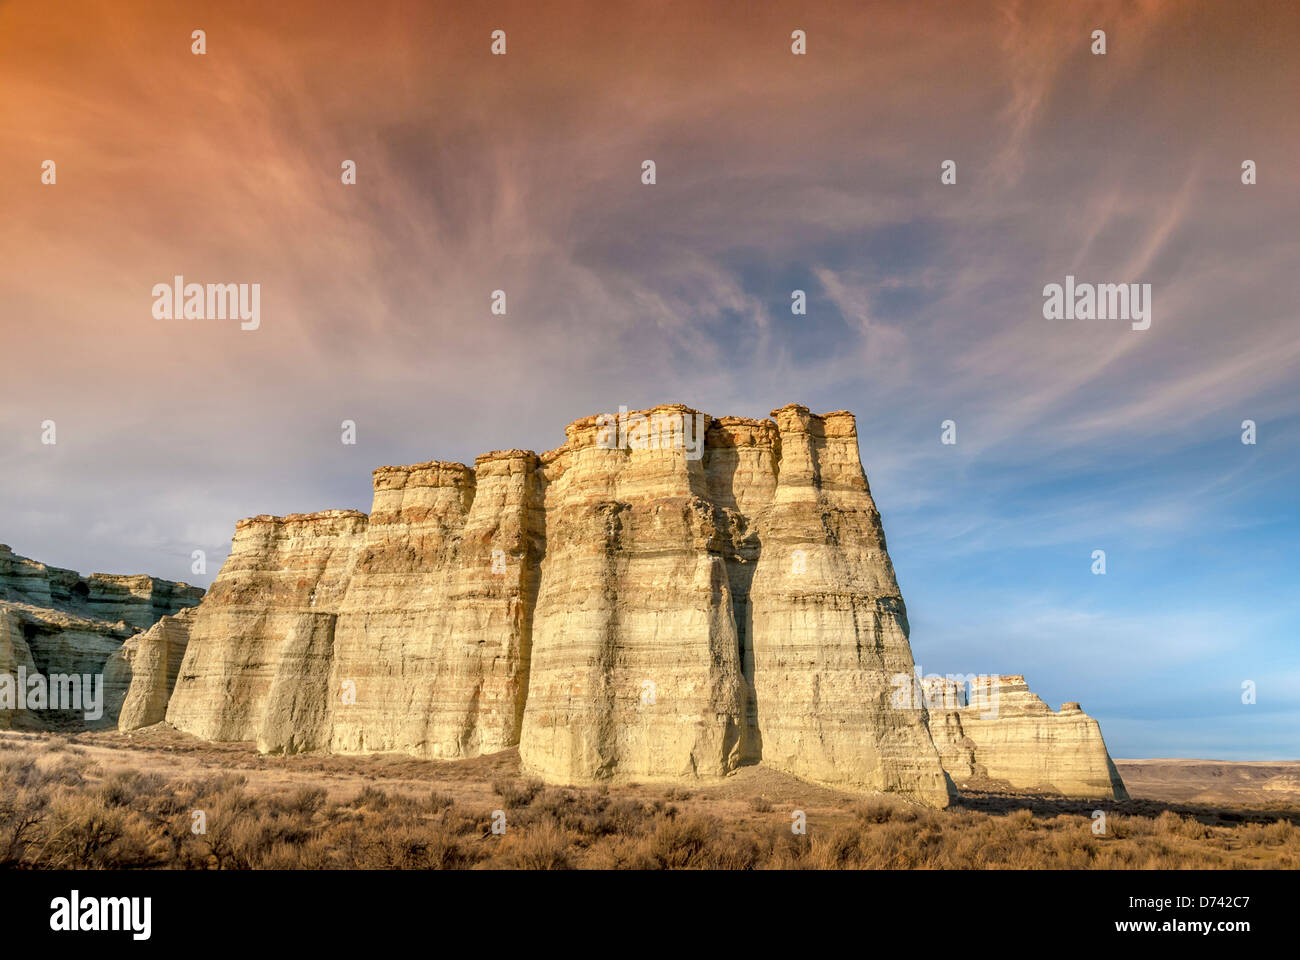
left=743, top=407, right=950, bottom=804
left=520, top=407, right=747, bottom=784
left=0, top=606, right=41, bottom=730
left=163, top=462, right=545, bottom=762
left=328, top=453, right=541, bottom=760
left=159, top=404, right=1122, bottom=804
left=929, top=676, right=1129, bottom=799
left=0, top=544, right=203, bottom=730
left=164, top=510, right=367, bottom=751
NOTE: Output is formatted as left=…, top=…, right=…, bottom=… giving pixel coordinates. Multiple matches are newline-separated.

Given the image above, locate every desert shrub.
left=287, top=787, right=326, bottom=817
left=492, top=778, right=545, bottom=809
left=1107, top=814, right=1153, bottom=839
left=1263, top=818, right=1294, bottom=844
left=351, top=785, right=391, bottom=811
left=495, top=817, right=572, bottom=870
left=4, top=735, right=1290, bottom=870
left=421, top=826, right=478, bottom=869
left=41, top=794, right=166, bottom=868
left=23, top=752, right=89, bottom=788
left=1155, top=810, right=1210, bottom=840
left=810, top=825, right=863, bottom=868
left=260, top=837, right=331, bottom=870
left=207, top=800, right=318, bottom=870
left=98, top=768, right=166, bottom=807
left=761, top=829, right=813, bottom=869
left=854, top=800, right=909, bottom=824
left=1005, top=808, right=1035, bottom=829
left=633, top=814, right=759, bottom=869
left=427, top=790, right=455, bottom=812
left=0, top=783, right=48, bottom=866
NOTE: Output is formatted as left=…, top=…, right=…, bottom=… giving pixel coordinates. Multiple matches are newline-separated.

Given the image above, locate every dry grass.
left=2, top=732, right=1297, bottom=870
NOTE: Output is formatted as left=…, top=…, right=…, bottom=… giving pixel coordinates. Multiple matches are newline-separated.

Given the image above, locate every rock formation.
left=163, top=510, right=367, bottom=751
left=0, top=606, right=41, bottom=730
left=927, top=675, right=1129, bottom=799
left=520, top=411, right=747, bottom=785
left=1, top=543, right=204, bottom=631
left=163, top=405, right=952, bottom=803
left=741, top=407, right=950, bottom=802
left=151, top=403, right=1121, bottom=805
left=329, top=454, right=539, bottom=760
left=114, top=607, right=198, bottom=732
left=0, top=544, right=203, bottom=730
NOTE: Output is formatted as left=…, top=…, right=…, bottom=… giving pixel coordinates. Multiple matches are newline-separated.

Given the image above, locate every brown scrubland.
left=1, top=729, right=1295, bottom=870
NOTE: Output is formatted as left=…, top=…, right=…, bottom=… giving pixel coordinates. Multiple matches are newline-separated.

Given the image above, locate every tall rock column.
left=747, top=405, right=952, bottom=805
left=114, top=606, right=198, bottom=731
left=328, top=455, right=541, bottom=759
left=520, top=406, right=747, bottom=783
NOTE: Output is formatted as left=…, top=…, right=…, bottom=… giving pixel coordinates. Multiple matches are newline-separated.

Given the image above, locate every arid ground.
left=2, top=728, right=1296, bottom=869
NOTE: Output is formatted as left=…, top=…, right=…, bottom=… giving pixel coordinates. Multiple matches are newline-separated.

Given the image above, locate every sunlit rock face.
left=519, top=407, right=748, bottom=786
left=740, top=407, right=953, bottom=806
left=928, top=676, right=1129, bottom=800
left=164, top=510, right=368, bottom=750
left=327, top=453, right=542, bottom=761
left=159, top=404, right=1120, bottom=806
left=114, top=607, right=198, bottom=732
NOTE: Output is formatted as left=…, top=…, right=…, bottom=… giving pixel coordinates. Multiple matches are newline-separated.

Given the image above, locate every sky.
left=1, top=0, right=1297, bottom=759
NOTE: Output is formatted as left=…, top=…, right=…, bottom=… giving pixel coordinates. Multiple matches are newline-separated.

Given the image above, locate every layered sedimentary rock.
left=0, top=544, right=203, bottom=630
left=2, top=599, right=139, bottom=729
left=742, top=407, right=951, bottom=805
left=0, top=545, right=202, bottom=730
left=165, top=510, right=368, bottom=752
left=328, top=453, right=542, bottom=759
left=115, top=607, right=198, bottom=731
left=161, top=403, right=1123, bottom=804
left=164, top=457, right=546, bottom=761
left=929, top=675, right=1128, bottom=799
left=520, top=407, right=747, bottom=783
left=0, top=606, right=41, bottom=730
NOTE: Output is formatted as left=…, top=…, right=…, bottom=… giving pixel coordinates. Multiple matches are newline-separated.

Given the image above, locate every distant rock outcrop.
left=1, top=544, right=204, bottom=631
left=0, top=544, right=203, bottom=730
left=154, top=404, right=1123, bottom=805
left=928, top=675, right=1129, bottom=799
